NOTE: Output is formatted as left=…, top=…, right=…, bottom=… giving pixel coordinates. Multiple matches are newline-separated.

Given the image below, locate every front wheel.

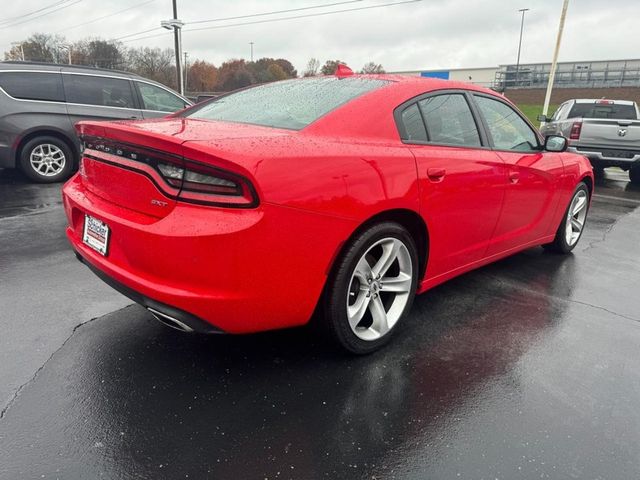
left=322, top=222, right=418, bottom=354
left=543, top=182, right=590, bottom=254
left=19, top=136, right=74, bottom=183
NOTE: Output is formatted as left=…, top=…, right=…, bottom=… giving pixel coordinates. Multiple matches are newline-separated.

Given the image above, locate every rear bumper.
left=62, top=174, right=355, bottom=334
left=76, top=251, right=223, bottom=333
left=568, top=145, right=640, bottom=169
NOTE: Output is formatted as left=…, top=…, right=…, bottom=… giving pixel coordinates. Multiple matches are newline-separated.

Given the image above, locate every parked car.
left=0, top=61, right=192, bottom=183
left=63, top=73, right=593, bottom=354
left=539, top=99, right=640, bottom=184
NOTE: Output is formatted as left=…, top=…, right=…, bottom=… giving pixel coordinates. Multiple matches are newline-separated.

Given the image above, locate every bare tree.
left=303, top=58, right=320, bottom=77
left=127, top=47, right=176, bottom=89
left=4, top=33, right=64, bottom=62
left=359, top=62, right=385, bottom=74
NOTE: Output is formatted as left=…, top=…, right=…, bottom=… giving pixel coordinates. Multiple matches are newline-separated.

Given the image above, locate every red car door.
left=397, top=92, right=507, bottom=280
left=471, top=94, right=564, bottom=256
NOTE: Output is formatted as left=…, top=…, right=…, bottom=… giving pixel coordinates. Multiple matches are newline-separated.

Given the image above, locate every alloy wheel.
left=346, top=237, right=413, bottom=341
left=565, top=189, right=588, bottom=246
left=30, top=144, right=66, bottom=177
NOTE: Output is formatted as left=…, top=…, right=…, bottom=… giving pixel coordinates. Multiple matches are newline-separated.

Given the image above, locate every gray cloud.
left=1, top=0, right=638, bottom=72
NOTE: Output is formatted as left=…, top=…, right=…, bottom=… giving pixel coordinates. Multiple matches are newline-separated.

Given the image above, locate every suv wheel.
left=322, top=222, right=418, bottom=354
left=19, top=136, right=74, bottom=183
left=630, top=165, right=640, bottom=185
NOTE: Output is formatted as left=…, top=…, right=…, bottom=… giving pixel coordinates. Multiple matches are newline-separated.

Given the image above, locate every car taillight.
left=569, top=121, right=582, bottom=140
left=597, top=99, right=614, bottom=105
left=156, top=160, right=258, bottom=208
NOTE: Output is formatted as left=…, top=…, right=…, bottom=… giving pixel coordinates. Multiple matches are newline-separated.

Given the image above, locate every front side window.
left=0, top=71, right=64, bottom=102
left=63, top=74, right=136, bottom=109
left=137, top=82, right=186, bottom=112
left=474, top=95, right=539, bottom=151
left=418, top=94, right=481, bottom=147
left=185, top=77, right=390, bottom=130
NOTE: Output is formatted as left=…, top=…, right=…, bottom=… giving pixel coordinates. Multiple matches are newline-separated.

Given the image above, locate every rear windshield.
left=568, top=103, right=637, bottom=120
left=184, top=77, right=390, bottom=130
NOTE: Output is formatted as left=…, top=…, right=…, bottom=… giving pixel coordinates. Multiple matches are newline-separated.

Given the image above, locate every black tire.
left=593, top=166, right=605, bottom=179
left=543, top=182, right=590, bottom=254
left=19, top=136, right=75, bottom=183
left=322, top=222, right=419, bottom=354
left=630, top=165, right=640, bottom=185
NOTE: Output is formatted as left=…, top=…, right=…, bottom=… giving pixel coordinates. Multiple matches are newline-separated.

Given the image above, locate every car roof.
left=343, top=73, right=504, bottom=98
left=0, top=61, right=141, bottom=79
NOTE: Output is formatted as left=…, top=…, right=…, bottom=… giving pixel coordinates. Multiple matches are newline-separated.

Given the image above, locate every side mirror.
left=544, top=135, right=568, bottom=152
left=537, top=114, right=551, bottom=122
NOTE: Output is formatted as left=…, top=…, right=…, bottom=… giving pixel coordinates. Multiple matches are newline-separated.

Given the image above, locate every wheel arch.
left=15, top=128, right=79, bottom=168
left=329, top=208, right=429, bottom=283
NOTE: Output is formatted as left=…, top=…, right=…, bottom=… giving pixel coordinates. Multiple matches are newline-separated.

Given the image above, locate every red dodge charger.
left=63, top=71, right=593, bottom=353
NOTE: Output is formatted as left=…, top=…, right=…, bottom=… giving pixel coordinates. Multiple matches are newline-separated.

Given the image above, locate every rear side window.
left=136, top=82, right=186, bottom=112
left=0, top=71, right=64, bottom=102
left=400, top=104, right=428, bottom=141
left=185, top=77, right=390, bottom=130
left=418, top=94, right=481, bottom=147
left=568, top=103, right=637, bottom=120
left=63, top=74, right=136, bottom=109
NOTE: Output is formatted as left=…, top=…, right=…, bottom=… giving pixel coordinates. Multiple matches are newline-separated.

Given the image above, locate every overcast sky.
left=1, top=0, right=638, bottom=73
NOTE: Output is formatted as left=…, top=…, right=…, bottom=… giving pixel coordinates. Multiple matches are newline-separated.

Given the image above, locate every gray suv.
left=0, top=62, right=192, bottom=183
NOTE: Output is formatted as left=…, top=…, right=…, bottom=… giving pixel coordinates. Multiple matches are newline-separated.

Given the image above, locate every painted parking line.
left=593, top=193, right=640, bottom=204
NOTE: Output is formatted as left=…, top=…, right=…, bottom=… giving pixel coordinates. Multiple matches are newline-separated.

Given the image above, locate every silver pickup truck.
left=539, top=99, right=640, bottom=184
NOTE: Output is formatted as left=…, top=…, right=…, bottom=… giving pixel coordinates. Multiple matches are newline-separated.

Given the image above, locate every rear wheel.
left=543, top=182, right=590, bottom=254
left=19, top=136, right=74, bottom=183
left=322, top=222, right=418, bottom=354
left=629, top=165, right=640, bottom=185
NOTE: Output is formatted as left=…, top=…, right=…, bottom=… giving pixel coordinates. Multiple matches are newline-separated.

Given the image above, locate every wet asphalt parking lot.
left=1, top=167, right=640, bottom=480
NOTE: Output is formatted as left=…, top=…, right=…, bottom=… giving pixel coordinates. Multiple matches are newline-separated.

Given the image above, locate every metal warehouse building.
left=393, top=58, right=640, bottom=91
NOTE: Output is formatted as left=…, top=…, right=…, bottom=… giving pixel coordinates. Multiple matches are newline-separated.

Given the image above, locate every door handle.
left=129, top=116, right=139, bottom=120
left=427, top=167, right=446, bottom=182
left=509, top=171, right=520, bottom=184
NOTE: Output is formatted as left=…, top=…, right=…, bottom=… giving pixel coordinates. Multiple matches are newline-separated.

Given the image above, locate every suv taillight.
left=569, top=121, right=582, bottom=140
left=157, top=160, right=258, bottom=208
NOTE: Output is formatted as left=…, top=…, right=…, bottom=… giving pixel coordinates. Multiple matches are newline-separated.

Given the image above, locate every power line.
left=114, top=27, right=163, bottom=42
left=188, top=0, right=423, bottom=33
left=54, top=0, right=157, bottom=34
left=188, top=0, right=364, bottom=25
left=2, top=0, right=82, bottom=28
left=121, top=0, right=422, bottom=43
left=0, top=0, right=70, bottom=25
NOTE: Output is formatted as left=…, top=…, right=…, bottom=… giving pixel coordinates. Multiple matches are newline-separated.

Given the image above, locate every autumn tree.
left=320, top=60, right=344, bottom=75
left=303, top=58, right=320, bottom=77
left=187, top=60, right=218, bottom=92
left=4, top=33, right=63, bottom=62
left=216, top=59, right=254, bottom=91
left=359, top=62, right=385, bottom=74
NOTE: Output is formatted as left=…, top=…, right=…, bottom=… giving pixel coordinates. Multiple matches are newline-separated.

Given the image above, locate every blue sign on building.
left=420, top=71, right=450, bottom=80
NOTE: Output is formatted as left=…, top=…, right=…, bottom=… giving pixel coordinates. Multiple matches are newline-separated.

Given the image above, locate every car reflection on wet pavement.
left=1, top=168, right=640, bottom=479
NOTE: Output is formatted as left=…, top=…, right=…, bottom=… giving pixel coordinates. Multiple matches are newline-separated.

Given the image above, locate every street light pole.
left=515, top=8, right=529, bottom=88
left=184, top=51, right=189, bottom=93
left=249, top=42, right=254, bottom=62
left=541, top=0, right=570, bottom=124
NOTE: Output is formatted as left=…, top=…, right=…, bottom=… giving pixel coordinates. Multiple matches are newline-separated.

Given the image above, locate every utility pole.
left=515, top=8, right=529, bottom=88
left=249, top=42, right=254, bottom=62
left=161, top=0, right=184, bottom=94
left=184, top=51, right=189, bottom=93
left=541, top=0, right=570, bottom=124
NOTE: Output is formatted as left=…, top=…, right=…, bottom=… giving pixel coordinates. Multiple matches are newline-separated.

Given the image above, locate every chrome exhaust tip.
left=147, top=307, right=194, bottom=333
